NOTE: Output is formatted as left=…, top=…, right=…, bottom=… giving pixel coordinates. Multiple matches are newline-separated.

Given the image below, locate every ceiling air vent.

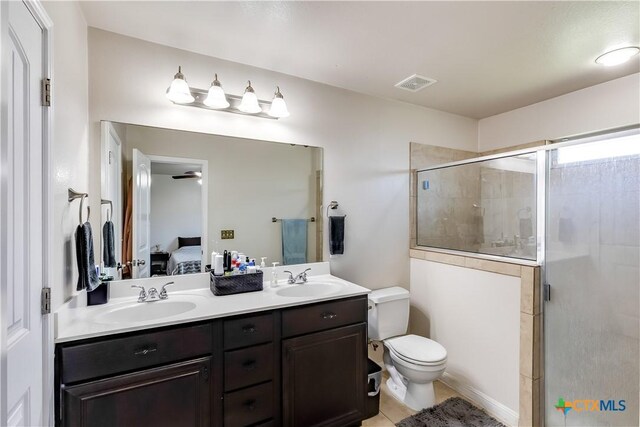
left=394, top=74, right=437, bottom=92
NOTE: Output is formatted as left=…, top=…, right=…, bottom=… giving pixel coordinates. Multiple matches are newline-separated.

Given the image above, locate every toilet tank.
left=367, top=287, right=410, bottom=340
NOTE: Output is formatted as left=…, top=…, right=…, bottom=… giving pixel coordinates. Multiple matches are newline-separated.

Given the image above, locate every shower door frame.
left=541, top=125, right=640, bottom=427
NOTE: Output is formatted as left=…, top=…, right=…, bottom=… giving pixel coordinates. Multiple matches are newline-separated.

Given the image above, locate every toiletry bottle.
left=271, top=262, right=280, bottom=287
left=214, top=254, right=224, bottom=276
left=260, top=257, right=267, bottom=268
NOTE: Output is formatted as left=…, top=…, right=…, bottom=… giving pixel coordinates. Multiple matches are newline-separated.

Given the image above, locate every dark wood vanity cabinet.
left=282, top=297, right=368, bottom=427
left=56, top=323, right=215, bottom=427
left=55, top=295, right=368, bottom=427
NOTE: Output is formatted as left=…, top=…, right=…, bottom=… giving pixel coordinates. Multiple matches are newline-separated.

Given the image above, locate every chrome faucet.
left=283, top=268, right=312, bottom=284
left=131, top=282, right=174, bottom=302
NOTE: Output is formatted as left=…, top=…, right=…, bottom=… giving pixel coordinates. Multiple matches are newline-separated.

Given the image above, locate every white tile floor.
left=362, top=372, right=464, bottom=426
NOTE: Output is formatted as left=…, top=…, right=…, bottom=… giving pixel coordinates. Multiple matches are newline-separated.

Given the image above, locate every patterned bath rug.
left=396, top=397, right=506, bottom=427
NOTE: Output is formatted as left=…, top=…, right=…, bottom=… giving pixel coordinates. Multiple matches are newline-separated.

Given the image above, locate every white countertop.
left=54, top=266, right=370, bottom=344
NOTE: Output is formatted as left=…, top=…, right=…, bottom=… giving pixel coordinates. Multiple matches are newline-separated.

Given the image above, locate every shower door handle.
left=544, top=283, right=551, bottom=302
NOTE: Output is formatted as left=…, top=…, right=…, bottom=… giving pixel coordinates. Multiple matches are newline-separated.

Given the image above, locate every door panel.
left=544, top=131, right=640, bottom=426
left=132, top=148, right=151, bottom=278
left=2, top=1, right=45, bottom=425
left=63, top=357, right=212, bottom=427
left=282, top=323, right=366, bottom=427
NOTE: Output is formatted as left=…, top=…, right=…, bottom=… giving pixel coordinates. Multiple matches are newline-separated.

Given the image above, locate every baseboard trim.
left=440, top=372, right=519, bottom=427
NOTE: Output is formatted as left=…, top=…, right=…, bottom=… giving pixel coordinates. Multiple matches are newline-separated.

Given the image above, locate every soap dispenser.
left=271, top=262, right=280, bottom=288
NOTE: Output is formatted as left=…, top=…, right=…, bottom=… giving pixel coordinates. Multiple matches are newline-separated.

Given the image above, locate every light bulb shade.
left=166, top=67, right=194, bottom=104
left=203, top=85, right=230, bottom=109
left=268, top=96, right=290, bottom=118
left=238, top=89, right=261, bottom=114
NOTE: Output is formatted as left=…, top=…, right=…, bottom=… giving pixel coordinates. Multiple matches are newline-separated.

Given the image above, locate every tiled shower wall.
left=409, top=143, right=477, bottom=248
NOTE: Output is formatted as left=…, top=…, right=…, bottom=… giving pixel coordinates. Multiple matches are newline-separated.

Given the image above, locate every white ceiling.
left=80, top=1, right=640, bottom=119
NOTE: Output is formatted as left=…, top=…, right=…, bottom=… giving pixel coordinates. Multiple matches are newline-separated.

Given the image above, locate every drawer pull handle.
left=134, top=347, right=157, bottom=356
left=321, top=311, right=337, bottom=320
left=242, top=360, right=257, bottom=370
left=243, top=399, right=256, bottom=411
left=242, top=325, right=256, bottom=334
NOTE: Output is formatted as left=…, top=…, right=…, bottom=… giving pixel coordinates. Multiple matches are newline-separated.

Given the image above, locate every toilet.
left=368, top=286, right=447, bottom=411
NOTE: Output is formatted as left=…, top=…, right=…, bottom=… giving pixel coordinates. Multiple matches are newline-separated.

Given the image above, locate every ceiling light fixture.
left=165, top=66, right=194, bottom=104
left=238, top=81, right=262, bottom=114
left=268, top=86, right=290, bottom=118
left=165, top=68, right=289, bottom=119
left=595, top=46, right=640, bottom=66
left=203, top=74, right=230, bottom=109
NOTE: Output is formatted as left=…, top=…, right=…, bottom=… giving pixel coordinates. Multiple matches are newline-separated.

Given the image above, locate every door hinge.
left=41, top=78, right=51, bottom=107
left=543, top=283, right=551, bottom=302
left=41, top=287, right=51, bottom=314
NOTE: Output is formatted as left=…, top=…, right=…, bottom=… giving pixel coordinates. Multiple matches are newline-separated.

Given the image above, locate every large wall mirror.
left=101, top=121, right=323, bottom=280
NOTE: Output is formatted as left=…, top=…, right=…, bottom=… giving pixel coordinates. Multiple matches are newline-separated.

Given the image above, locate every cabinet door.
left=62, top=357, right=211, bottom=427
left=282, top=323, right=366, bottom=427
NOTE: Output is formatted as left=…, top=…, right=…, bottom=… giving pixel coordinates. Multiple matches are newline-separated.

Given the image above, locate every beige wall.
left=149, top=174, right=202, bottom=254
left=478, top=73, right=640, bottom=152
left=410, top=257, right=521, bottom=421
left=87, top=28, right=478, bottom=296
left=42, top=1, right=90, bottom=311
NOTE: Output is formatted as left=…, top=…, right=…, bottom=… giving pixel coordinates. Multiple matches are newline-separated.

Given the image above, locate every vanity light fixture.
left=238, top=81, right=262, bottom=114
left=165, top=66, right=195, bottom=104
left=595, top=46, right=640, bottom=66
left=166, top=67, right=289, bottom=119
left=268, top=86, right=290, bottom=118
left=203, top=74, right=230, bottom=109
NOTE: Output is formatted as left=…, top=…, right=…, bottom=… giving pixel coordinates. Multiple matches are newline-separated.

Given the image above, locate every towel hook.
left=326, top=200, right=338, bottom=218
left=326, top=200, right=346, bottom=218
left=68, top=188, right=90, bottom=225
left=102, top=199, right=113, bottom=222
left=79, top=194, right=90, bottom=224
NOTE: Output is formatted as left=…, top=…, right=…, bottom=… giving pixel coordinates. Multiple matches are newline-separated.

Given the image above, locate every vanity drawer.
left=224, top=343, right=274, bottom=391
left=282, top=296, right=367, bottom=338
left=224, top=382, right=273, bottom=427
left=60, top=323, right=212, bottom=384
left=223, top=313, right=273, bottom=350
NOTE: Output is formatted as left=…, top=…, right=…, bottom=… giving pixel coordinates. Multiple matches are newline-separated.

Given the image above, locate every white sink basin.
left=276, top=282, right=343, bottom=298
left=95, top=300, right=198, bottom=324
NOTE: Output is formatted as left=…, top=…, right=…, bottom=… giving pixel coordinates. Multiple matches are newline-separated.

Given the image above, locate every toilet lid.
left=385, top=335, right=447, bottom=365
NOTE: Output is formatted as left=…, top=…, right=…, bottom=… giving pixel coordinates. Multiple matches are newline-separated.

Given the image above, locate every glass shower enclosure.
left=415, top=127, right=639, bottom=426
left=544, top=129, right=639, bottom=427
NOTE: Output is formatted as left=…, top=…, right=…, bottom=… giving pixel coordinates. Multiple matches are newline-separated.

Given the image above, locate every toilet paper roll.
left=214, top=254, right=224, bottom=276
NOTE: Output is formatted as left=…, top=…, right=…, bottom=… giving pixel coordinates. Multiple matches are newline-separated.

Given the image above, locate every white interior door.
left=132, top=149, right=151, bottom=278
left=1, top=1, right=46, bottom=425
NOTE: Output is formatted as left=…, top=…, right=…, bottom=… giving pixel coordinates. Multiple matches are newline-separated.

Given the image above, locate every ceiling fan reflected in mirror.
left=171, top=171, right=202, bottom=180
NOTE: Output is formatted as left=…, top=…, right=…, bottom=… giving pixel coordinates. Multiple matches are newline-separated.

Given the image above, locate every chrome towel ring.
left=68, top=188, right=90, bottom=225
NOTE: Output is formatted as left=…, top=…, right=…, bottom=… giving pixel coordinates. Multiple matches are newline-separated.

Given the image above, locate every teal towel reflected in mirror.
left=282, top=219, right=307, bottom=265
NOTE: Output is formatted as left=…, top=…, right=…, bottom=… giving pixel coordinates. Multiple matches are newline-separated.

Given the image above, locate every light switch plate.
left=221, top=229, right=234, bottom=240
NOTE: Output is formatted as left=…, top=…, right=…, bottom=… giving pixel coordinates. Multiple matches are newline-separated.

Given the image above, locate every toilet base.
left=386, top=377, right=436, bottom=411
left=386, top=377, right=406, bottom=402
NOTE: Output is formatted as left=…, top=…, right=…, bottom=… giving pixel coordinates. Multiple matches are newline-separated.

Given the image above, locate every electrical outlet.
left=221, top=229, right=234, bottom=240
